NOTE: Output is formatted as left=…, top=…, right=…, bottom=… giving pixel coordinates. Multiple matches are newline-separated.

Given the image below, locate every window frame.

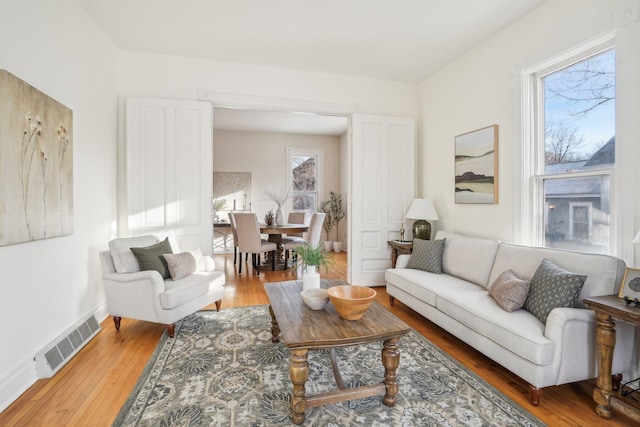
left=286, top=147, right=324, bottom=214
left=520, top=35, right=616, bottom=253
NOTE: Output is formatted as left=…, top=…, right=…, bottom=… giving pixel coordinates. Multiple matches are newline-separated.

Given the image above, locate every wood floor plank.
left=0, top=251, right=635, bottom=426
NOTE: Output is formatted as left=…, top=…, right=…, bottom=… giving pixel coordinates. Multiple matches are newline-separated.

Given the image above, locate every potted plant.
left=328, top=191, right=346, bottom=252
left=319, top=200, right=335, bottom=251
left=293, top=244, right=334, bottom=290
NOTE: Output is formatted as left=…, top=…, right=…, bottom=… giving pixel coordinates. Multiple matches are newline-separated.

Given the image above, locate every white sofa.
left=100, top=234, right=225, bottom=337
left=385, top=231, right=635, bottom=405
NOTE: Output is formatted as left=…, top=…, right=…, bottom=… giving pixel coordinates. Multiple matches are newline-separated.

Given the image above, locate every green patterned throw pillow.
left=405, top=238, right=446, bottom=274
left=523, top=259, right=586, bottom=324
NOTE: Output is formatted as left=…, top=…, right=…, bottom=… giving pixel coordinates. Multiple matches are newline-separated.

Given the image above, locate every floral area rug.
left=113, top=305, right=545, bottom=426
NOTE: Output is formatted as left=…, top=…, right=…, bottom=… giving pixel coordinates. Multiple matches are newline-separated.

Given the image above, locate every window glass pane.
left=292, top=193, right=316, bottom=211
left=543, top=49, right=615, bottom=172
left=544, top=175, right=610, bottom=254
left=292, top=155, right=316, bottom=191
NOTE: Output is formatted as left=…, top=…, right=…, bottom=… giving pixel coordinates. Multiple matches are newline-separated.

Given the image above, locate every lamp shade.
left=405, top=199, right=439, bottom=221
left=633, top=231, right=640, bottom=243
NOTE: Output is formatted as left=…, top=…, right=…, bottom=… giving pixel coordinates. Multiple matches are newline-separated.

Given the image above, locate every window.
left=287, top=147, right=323, bottom=214
left=523, top=40, right=615, bottom=255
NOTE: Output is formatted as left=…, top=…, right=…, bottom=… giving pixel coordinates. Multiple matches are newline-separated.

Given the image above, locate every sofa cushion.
left=160, top=272, right=218, bottom=309
left=130, top=237, right=174, bottom=279
left=436, top=290, right=554, bottom=365
left=163, top=252, right=197, bottom=280
left=109, top=235, right=160, bottom=273
left=524, top=259, right=586, bottom=324
left=488, top=242, right=624, bottom=307
left=435, top=231, right=500, bottom=288
left=405, top=238, right=445, bottom=273
left=488, top=270, right=530, bottom=312
left=385, top=268, right=482, bottom=307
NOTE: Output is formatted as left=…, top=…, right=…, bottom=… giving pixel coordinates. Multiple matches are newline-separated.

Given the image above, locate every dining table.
left=260, top=223, right=309, bottom=268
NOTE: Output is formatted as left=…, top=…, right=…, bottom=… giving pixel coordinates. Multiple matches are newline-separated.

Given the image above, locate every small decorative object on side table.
left=582, top=295, right=640, bottom=423
left=387, top=240, right=413, bottom=268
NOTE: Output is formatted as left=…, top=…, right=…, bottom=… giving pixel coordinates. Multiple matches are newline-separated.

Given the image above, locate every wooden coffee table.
left=264, top=279, right=411, bottom=425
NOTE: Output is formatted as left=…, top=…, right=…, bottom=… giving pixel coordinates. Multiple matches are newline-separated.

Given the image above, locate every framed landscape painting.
left=455, top=125, right=498, bottom=204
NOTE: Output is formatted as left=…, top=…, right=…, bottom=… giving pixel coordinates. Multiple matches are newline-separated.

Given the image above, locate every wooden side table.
left=582, top=295, right=640, bottom=423
left=387, top=240, right=413, bottom=268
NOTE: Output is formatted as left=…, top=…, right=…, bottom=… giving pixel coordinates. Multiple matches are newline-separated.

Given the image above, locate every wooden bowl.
left=327, top=285, right=377, bottom=320
left=300, top=288, right=329, bottom=310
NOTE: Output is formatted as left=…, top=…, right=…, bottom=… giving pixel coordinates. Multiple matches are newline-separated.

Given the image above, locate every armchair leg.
left=113, top=316, right=121, bottom=330
left=238, top=252, right=243, bottom=274
left=389, top=296, right=395, bottom=306
left=284, top=250, right=289, bottom=269
left=215, top=299, right=222, bottom=311
left=528, top=385, right=541, bottom=406
left=271, top=250, right=275, bottom=271
left=167, top=324, right=176, bottom=338
left=234, top=247, right=237, bottom=265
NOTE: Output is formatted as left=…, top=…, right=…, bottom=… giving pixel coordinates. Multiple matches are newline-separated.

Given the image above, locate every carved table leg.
left=382, top=337, right=400, bottom=407
left=593, top=311, right=616, bottom=419
left=290, top=349, right=309, bottom=425
left=269, top=305, right=280, bottom=343
left=389, top=296, right=395, bottom=306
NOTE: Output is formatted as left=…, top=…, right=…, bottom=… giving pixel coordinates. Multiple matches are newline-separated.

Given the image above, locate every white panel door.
left=126, top=97, right=213, bottom=253
left=350, top=114, right=415, bottom=286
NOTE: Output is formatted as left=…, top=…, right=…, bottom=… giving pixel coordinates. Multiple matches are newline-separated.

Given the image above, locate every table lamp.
left=406, top=198, right=439, bottom=240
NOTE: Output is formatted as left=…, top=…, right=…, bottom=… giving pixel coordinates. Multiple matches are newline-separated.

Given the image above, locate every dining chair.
left=282, top=212, right=326, bottom=269
left=233, top=212, right=276, bottom=275
left=287, top=212, right=307, bottom=239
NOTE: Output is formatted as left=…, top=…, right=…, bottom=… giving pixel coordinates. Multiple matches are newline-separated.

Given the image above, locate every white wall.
left=213, top=130, right=343, bottom=243
left=0, top=0, right=119, bottom=410
left=419, top=0, right=640, bottom=266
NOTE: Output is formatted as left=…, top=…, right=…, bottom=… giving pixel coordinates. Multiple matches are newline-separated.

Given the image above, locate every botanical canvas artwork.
left=0, top=70, right=73, bottom=245
left=455, top=125, right=498, bottom=204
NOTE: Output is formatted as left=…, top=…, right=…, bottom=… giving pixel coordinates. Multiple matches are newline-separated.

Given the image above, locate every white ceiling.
left=79, top=0, right=544, bottom=84
left=78, top=0, right=544, bottom=135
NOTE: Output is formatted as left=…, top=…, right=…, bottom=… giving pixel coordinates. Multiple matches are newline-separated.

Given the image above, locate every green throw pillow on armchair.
left=130, top=237, right=174, bottom=279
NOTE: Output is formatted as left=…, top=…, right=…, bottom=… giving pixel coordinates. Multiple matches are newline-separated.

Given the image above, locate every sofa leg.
left=215, top=299, right=222, bottom=312
left=113, top=316, right=121, bottom=330
left=613, top=373, right=623, bottom=391
left=389, top=296, right=395, bottom=306
left=528, top=385, right=541, bottom=406
left=167, top=324, right=176, bottom=338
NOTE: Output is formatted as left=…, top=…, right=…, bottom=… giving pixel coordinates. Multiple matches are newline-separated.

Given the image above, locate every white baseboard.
left=0, top=359, right=37, bottom=413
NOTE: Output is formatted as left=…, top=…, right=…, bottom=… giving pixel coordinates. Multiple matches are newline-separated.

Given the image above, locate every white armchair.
left=99, top=234, right=225, bottom=337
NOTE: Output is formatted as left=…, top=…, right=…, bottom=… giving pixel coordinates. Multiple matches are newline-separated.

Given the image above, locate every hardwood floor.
left=0, top=252, right=635, bottom=426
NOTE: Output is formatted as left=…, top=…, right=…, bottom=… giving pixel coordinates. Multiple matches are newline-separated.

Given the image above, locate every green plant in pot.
left=319, top=199, right=335, bottom=251
left=294, top=244, right=334, bottom=290
left=328, top=191, right=345, bottom=252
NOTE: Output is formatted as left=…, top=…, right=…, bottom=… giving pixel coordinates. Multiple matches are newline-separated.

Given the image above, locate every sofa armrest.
left=395, top=254, right=411, bottom=269
left=544, top=307, right=599, bottom=383
left=102, top=270, right=166, bottom=321
left=103, top=270, right=166, bottom=285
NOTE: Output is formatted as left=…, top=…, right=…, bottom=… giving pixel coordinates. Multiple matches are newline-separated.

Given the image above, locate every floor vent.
left=35, top=313, right=101, bottom=378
